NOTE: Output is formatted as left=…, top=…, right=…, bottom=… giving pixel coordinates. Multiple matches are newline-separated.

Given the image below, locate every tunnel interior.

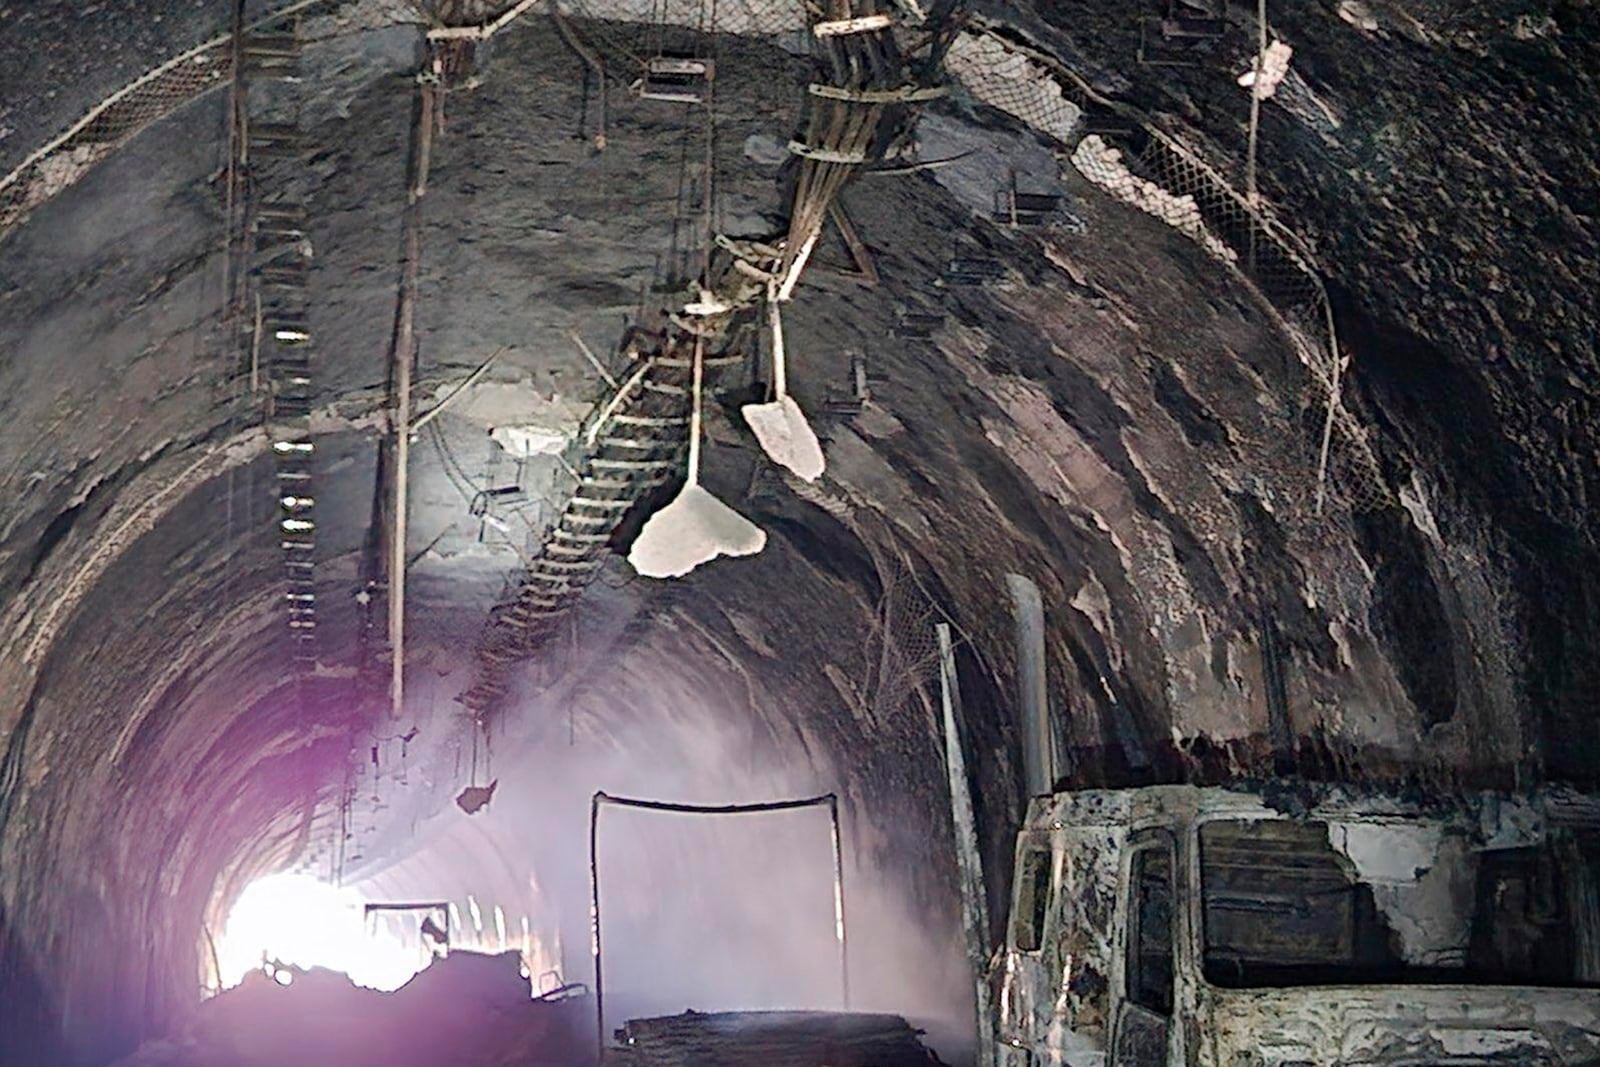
left=0, top=0, right=1596, bottom=1064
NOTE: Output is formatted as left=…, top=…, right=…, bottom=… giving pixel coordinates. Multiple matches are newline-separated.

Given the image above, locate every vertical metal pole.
left=1245, top=0, right=1267, bottom=274
left=827, top=793, right=850, bottom=1010
left=387, top=73, right=435, bottom=720
left=1005, top=574, right=1054, bottom=796
left=590, top=791, right=606, bottom=1062
left=1245, top=0, right=1266, bottom=205
left=223, top=0, right=248, bottom=334
left=937, top=623, right=995, bottom=1067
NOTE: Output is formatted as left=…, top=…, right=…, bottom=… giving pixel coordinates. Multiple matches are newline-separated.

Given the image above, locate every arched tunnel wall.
left=0, top=2, right=1596, bottom=1063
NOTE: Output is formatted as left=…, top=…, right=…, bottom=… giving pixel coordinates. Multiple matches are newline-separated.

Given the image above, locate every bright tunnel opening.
left=212, top=873, right=429, bottom=993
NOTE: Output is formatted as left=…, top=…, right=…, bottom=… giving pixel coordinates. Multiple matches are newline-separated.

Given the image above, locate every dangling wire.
left=703, top=0, right=721, bottom=282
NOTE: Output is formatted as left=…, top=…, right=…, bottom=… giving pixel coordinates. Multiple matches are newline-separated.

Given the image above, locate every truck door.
left=1109, top=829, right=1176, bottom=1067
left=999, top=838, right=1055, bottom=1055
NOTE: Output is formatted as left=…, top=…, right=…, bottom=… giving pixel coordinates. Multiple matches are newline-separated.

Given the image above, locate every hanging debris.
left=455, top=0, right=955, bottom=717
left=742, top=284, right=825, bottom=482
left=455, top=779, right=498, bottom=815
left=630, top=337, right=767, bottom=578
left=1238, top=40, right=1294, bottom=99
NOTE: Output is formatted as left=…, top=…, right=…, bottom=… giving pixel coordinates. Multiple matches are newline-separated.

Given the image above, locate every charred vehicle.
left=995, top=784, right=1600, bottom=1066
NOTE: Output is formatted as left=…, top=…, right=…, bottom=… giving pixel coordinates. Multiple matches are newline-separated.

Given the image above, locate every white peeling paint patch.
left=1070, top=136, right=1237, bottom=265
left=1331, top=822, right=1480, bottom=966
left=1045, top=1021, right=1107, bottom=1066
left=491, top=425, right=567, bottom=457
left=1070, top=574, right=1120, bottom=670
left=451, top=380, right=591, bottom=430
left=1328, top=821, right=1442, bottom=885
left=1375, top=835, right=1476, bottom=965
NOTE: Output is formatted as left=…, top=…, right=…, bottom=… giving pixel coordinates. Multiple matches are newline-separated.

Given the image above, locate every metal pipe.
left=1005, top=573, right=1054, bottom=796
left=827, top=793, right=850, bottom=1010
left=386, top=75, right=436, bottom=720
left=589, top=791, right=605, bottom=1063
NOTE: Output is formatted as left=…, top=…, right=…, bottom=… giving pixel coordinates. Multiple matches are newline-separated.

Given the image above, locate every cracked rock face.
left=0, top=2, right=1595, bottom=1063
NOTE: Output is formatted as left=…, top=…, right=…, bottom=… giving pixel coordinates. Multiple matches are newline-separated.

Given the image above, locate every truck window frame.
left=1111, top=826, right=1178, bottom=1067
left=1011, top=841, right=1054, bottom=954
left=1123, top=828, right=1177, bottom=1016
left=1189, top=811, right=1600, bottom=992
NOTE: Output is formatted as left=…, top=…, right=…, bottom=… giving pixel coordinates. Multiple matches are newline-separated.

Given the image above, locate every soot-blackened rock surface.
left=0, top=4, right=1595, bottom=1065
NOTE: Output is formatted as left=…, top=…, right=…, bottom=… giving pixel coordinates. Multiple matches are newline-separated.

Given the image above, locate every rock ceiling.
left=0, top=0, right=1593, bottom=1062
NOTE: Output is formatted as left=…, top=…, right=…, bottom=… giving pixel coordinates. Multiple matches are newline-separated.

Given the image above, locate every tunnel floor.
left=108, top=950, right=951, bottom=1067
left=110, top=952, right=590, bottom=1067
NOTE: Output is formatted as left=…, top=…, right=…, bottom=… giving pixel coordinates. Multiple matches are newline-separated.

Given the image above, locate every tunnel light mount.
left=638, top=56, right=715, bottom=104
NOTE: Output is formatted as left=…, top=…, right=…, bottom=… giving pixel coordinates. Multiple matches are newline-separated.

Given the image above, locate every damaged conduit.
left=382, top=62, right=437, bottom=720
left=937, top=623, right=995, bottom=1067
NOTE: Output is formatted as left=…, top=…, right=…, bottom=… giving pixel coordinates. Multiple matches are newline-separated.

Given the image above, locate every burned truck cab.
left=995, top=784, right=1600, bottom=1067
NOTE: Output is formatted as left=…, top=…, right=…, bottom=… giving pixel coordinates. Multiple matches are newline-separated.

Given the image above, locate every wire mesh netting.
left=951, top=26, right=1394, bottom=518
left=558, top=0, right=805, bottom=36
left=550, top=0, right=806, bottom=80
left=943, top=32, right=1081, bottom=145
left=1077, top=127, right=1393, bottom=518
left=0, top=0, right=374, bottom=242
left=0, top=48, right=231, bottom=235
left=857, top=541, right=945, bottom=730
left=782, top=479, right=949, bottom=732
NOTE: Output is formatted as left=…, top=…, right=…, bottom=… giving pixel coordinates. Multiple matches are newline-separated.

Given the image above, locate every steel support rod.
left=589, top=791, right=605, bottom=1063
left=385, top=74, right=435, bottom=720
left=410, top=346, right=507, bottom=433
left=827, top=793, right=850, bottom=1010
